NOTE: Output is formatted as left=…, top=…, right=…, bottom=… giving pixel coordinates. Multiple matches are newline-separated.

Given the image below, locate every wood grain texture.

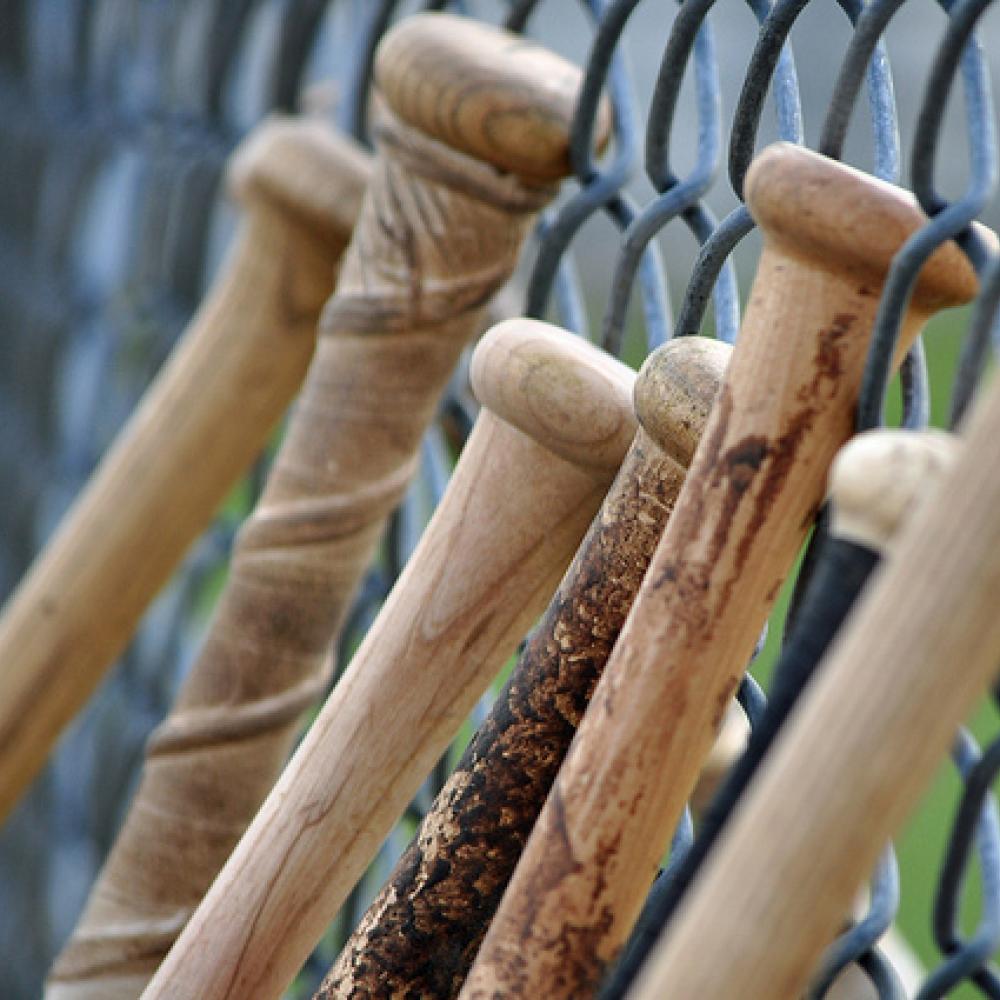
left=626, top=371, right=1000, bottom=1000
left=50, top=13, right=598, bottom=996
left=0, top=116, right=370, bottom=827
left=829, top=429, right=958, bottom=553
left=315, top=336, right=731, bottom=1000
left=459, top=143, right=980, bottom=1000
left=376, top=13, right=611, bottom=183
left=136, top=320, right=634, bottom=1000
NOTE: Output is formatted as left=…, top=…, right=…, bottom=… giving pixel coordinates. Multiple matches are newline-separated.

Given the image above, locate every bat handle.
left=137, top=319, right=634, bottom=1000
left=625, top=427, right=972, bottom=1000
left=0, top=115, right=371, bottom=828
left=460, top=143, right=982, bottom=1000
left=133, top=17, right=607, bottom=1000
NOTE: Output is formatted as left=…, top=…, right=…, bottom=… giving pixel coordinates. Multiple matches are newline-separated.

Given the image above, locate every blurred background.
left=2, top=1, right=1000, bottom=996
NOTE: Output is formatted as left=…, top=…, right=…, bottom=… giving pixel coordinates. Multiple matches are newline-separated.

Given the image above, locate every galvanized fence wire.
left=2, top=0, right=1000, bottom=996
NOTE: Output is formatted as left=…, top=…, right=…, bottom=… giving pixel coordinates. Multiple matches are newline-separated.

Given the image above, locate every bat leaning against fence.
left=0, top=116, right=371, bottom=825
left=316, top=333, right=731, bottom=999
left=137, top=319, right=634, bottom=1000
left=459, top=142, right=982, bottom=1000
left=47, top=13, right=606, bottom=999
left=610, top=428, right=956, bottom=1000
left=627, top=366, right=1000, bottom=999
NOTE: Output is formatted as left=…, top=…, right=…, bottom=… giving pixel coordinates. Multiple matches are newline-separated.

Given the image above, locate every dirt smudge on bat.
left=713, top=313, right=855, bottom=618
left=738, top=313, right=853, bottom=568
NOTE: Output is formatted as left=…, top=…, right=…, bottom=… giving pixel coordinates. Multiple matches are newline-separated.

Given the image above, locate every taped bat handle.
left=168, top=11, right=604, bottom=749
left=605, top=430, right=958, bottom=999
left=317, top=335, right=732, bottom=1000
left=0, top=116, right=371, bottom=827
left=460, top=143, right=980, bottom=1000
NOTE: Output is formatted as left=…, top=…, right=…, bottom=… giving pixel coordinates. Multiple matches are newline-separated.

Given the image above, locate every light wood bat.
left=0, top=115, right=371, bottom=824
left=136, top=316, right=634, bottom=1000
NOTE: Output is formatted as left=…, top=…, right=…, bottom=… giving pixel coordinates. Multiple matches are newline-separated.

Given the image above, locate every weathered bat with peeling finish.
left=460, top=143, right=980, bottom=1000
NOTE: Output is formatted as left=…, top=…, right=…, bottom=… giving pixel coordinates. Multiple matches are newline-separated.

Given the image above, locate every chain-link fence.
left=2, top=1, right=1000, bottom=997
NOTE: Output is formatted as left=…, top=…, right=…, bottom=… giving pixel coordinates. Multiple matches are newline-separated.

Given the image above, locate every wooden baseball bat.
left=133, top=318, right=634, bottom=1000
left=459, top=142, right=980, bottom=999
left=0, top=115, right=371, bottom=823
left=606, top=429, right=958, bottom=997
left=316, top=335, right=732, bottom=1000
left=625, top=362, right=1000, bottom=999
left=611, top=428, right=955, bottom=999
left=47, top=14, right=604, bottom=998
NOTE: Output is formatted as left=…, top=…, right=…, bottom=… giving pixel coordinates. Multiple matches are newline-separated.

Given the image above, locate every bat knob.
left=227, top=116, right=371, bottom=247
left=829, top=428, right=959, bottom=553
left=744, top=143, right=980, bottom=313
left=375, top=13, right=611, bottom=182
left=634, top=336, right=732, bottom=469
left=470, top=319, right=636, bottom=476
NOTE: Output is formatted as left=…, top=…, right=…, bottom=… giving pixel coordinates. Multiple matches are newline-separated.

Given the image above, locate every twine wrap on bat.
left=316, top=335, right=732, bottom=1000
left=460, top=143, right=980, bottom=1000
left=48, top=15, right=607, bottom=998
